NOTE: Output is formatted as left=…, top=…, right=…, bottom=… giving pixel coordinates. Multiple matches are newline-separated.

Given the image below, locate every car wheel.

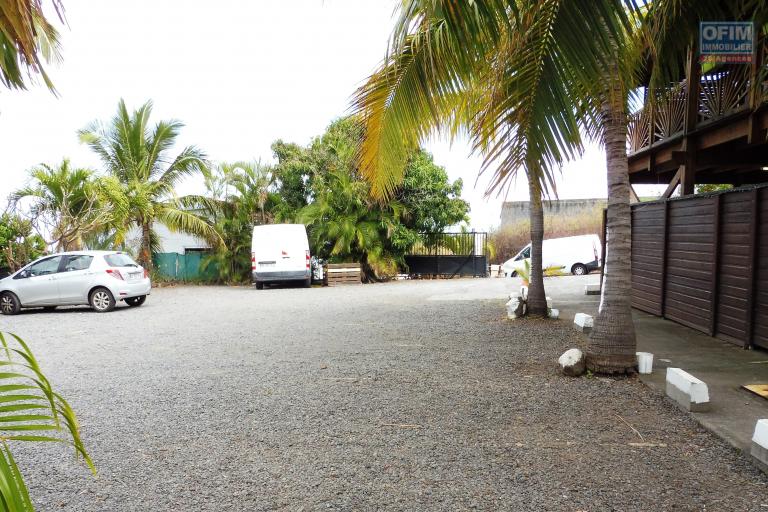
left=89, top=287, right=116, bottom=312
left=255, top=281, right=264, bottom=290
left=125, top=295, right=146, bottom=307
left=510, top=271, right=518, bottom=278
left=304, top=277, right=311, bottom=288
left=0, top=292, right=20, bottom=315
left=571, top=263, right=588, bottom=276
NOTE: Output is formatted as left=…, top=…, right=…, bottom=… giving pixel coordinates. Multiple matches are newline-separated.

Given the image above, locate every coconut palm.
left=12, top=159, right=105, bottom=251
left=352, top=1, right=637, bottom=327
left=79, top=99, right=221, bottom=270
left=0, top=0, right=63, bottom=91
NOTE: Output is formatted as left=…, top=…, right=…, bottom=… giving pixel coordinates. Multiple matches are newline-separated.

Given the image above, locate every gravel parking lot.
left=2, top=279, right=768, bottom=511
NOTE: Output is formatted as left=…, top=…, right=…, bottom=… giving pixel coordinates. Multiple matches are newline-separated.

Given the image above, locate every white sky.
left=0, top=0, right=661, bottom=231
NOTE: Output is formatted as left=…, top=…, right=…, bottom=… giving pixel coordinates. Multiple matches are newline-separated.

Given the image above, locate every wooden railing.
left=627, top=64, right=756, bottom=153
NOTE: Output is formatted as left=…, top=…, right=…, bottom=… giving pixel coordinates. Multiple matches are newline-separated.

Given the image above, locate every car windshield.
left=103, top=253, right=139, bottom=267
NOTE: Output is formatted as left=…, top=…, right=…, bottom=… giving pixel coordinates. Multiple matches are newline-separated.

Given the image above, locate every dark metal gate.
left=404, top=232, right=488, bottom=278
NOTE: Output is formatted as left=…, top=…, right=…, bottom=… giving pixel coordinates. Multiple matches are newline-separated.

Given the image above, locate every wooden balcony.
left=627, top=54, right=768, bottom=197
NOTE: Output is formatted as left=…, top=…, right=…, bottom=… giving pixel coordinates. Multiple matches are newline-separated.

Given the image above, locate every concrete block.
left=584, top=283, right=601, bottom=295
left=573, top=313, right=593, bottom=333
left=751, top=419, right=768, bottom=471
left=549, top=308, right=559, bottom=319
left=665, top=368, right=710, bottom=412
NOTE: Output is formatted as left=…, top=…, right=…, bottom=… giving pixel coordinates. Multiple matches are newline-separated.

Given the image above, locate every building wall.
left=500, top=198, right=607, bottom=226
left=126, top=223, right=210, bottom=254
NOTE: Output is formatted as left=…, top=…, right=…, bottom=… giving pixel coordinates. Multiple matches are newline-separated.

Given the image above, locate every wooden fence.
left=630, top=184, right=768, bottom=349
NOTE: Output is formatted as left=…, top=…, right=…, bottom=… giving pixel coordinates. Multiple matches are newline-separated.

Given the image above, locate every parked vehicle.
left=501, top=234, right=602, bottom=277
left=0, top=251, right=151, bottom=315
left=251, top=224, right=311, bottom=289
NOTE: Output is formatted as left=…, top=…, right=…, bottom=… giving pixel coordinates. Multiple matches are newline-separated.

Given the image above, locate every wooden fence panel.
left=630, top=184, right=768, bottom=349
left=631, top=202, right=666, bottom=315
left=715, top=192, right=752, bottom=345
left=753, top=189, right=768, bottom=349
left=662, top=197, right=715, bottom=334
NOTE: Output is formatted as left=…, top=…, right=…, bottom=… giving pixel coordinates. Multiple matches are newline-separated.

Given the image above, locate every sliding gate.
left=404, top=232, right=488, bottom=278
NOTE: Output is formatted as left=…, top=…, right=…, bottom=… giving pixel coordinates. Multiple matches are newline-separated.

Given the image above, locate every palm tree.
left=12, top=159, right=105, bottom=251
left=0, top=0, right=63, bottom=91
left=79, top=99, right=221, bottom=270
left=352, top=1, right=634, bottom=320
left=0, top=331, right=94, bottom=510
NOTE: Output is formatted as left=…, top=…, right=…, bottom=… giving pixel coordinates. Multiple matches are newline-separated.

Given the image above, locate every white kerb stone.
left=753, top=419, right=768, bottom=447
left=751, top=419, right=768, bottom=470
left=573, top=313, right=593, bottom=332
left=549, top=308, right=560, bottom=319
left=665, top=368, right=710, bottom=412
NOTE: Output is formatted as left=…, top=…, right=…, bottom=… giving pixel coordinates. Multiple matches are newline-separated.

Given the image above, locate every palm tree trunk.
left=140, top=222, right=153, bottom=271
left=586, top=80, right=636, bottom=373
left=527, top=174, right=548, bottom=317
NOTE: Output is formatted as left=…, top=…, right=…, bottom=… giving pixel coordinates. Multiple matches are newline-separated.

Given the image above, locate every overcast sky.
left=0, top=0, right=658, bottom=230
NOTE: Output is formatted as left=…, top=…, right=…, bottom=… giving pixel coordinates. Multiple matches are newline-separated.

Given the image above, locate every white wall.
left=126, top=223, right=210, bottom=254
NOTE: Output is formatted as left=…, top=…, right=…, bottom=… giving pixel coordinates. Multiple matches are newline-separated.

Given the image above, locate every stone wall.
left=500, top=198, right=607, bottom=226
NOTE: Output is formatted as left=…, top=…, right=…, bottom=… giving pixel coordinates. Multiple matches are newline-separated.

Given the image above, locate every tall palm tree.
left=352, top=1, right=636, bottom=324
left=12, top=159, right=105, bottom=251
left=0, top=0, right=63, bottom=91
left=79, top=99, right=221, bottom=270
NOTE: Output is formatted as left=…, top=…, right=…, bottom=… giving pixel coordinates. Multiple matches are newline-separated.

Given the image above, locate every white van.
left=501, top=234, right=602, bottom=277
left=251, top=224, right=311, bottom=289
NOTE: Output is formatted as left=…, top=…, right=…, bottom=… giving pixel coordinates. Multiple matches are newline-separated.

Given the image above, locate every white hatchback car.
left=0, top=251, right=151, bottom=315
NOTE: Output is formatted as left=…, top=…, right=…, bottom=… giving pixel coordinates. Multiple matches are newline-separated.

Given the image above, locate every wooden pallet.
left=325, top=263, right=362, bottom=286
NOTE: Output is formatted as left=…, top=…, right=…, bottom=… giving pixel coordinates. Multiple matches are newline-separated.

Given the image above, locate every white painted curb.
left=666, top=368, right=710, bottom=412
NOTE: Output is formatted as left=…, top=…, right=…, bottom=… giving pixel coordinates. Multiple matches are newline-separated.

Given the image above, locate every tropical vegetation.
left=350, top=0, right=654, bottom=372
left=78, top=99, right=221, bottom=270
left=0, top=331, right=93, bottom=511
left=0, top=213, right=45, bottom=273
left=11, top=159, right=106, bottom=251
left=0, top=0, right=63, bottom=92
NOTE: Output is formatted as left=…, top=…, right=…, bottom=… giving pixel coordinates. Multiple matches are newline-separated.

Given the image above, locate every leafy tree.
left=78, top=99, right=221, bottom=269
left=0, top=213, right=45, bottom=272
left=270, top=141, right=315, bottom=219
left=397, top=150, right=468, bottom=232
left=12, top=159, right=105, bottom=251
left=298, top=117, right=467, bottom=280
left=695, top=184, right=732, bottom=194
left=0, top=0, right=63, bottom=91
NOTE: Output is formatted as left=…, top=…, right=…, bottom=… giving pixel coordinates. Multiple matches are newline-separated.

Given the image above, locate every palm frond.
left=0, top=331, right=94, bottom=510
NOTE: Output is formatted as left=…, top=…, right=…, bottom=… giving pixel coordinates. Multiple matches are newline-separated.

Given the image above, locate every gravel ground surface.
left=1, top=279, right=767, bottom=511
